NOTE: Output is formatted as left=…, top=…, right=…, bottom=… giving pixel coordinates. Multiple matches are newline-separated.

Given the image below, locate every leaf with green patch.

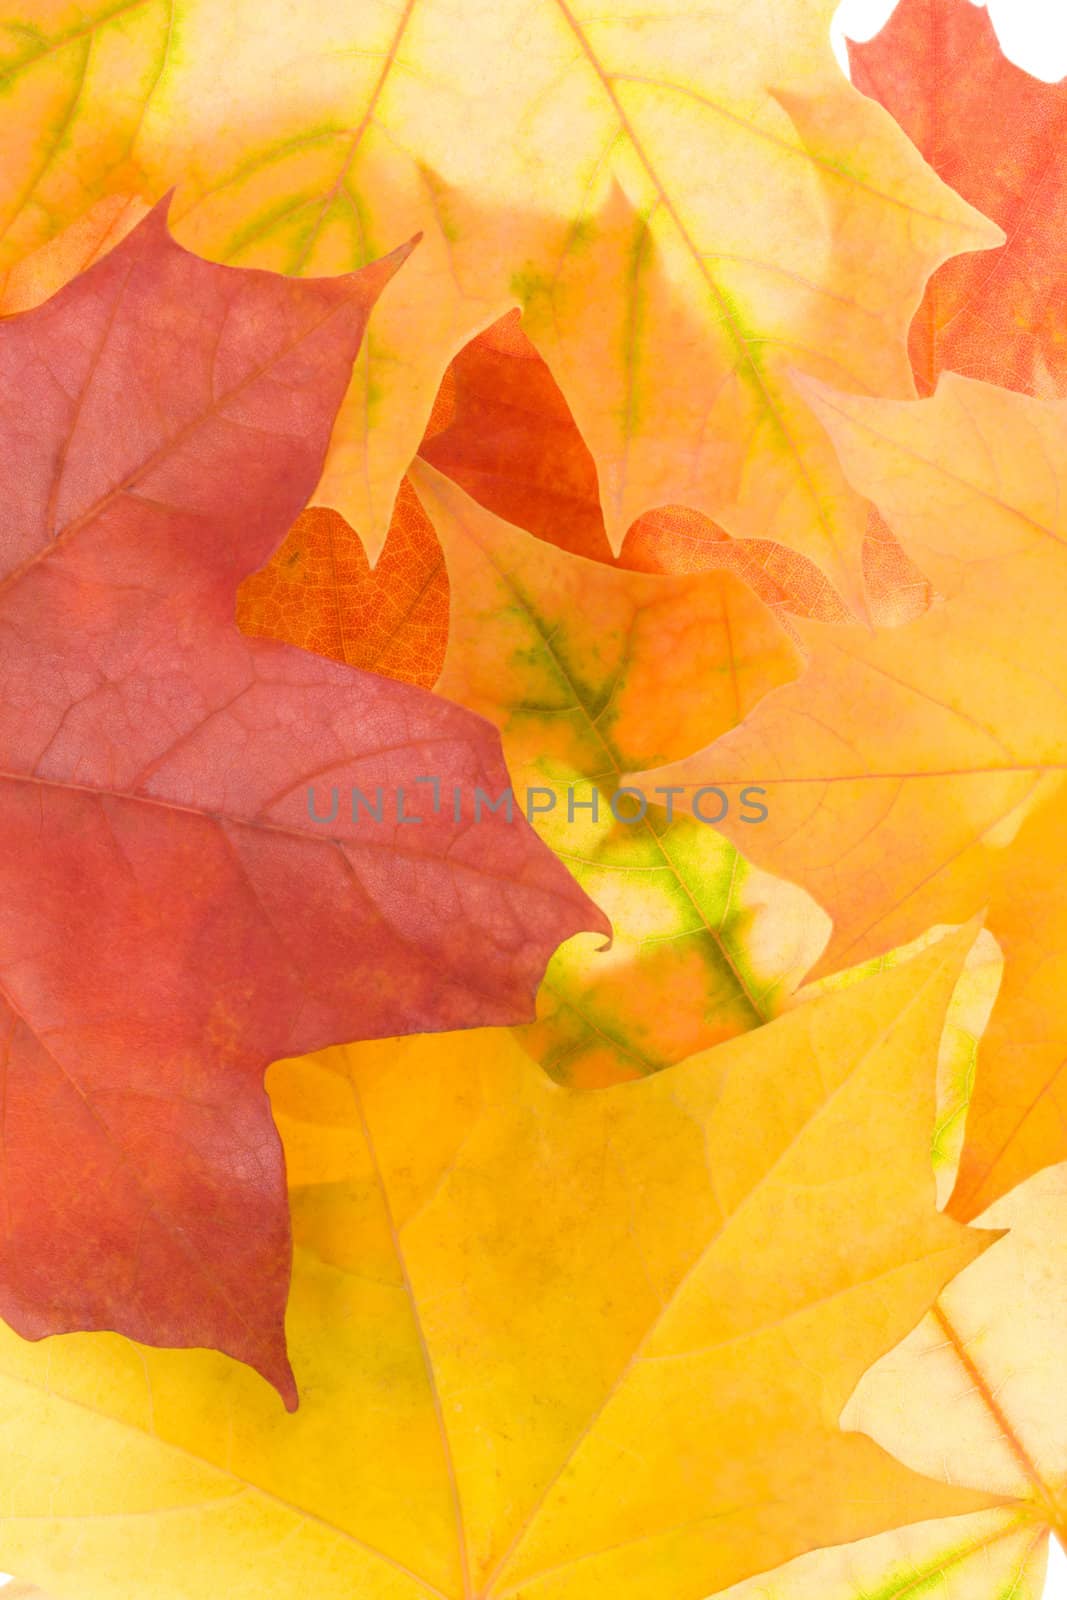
left=412, top=458, right=829, bottom=1084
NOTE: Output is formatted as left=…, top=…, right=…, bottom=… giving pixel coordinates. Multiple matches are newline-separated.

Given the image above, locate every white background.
left=2, top=0, right=1065, bottom=1593
left=834, top=0, right=1067, bottom=77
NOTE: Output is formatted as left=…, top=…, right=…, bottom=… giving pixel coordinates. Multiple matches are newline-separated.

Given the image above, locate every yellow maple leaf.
left=0, top=0, right=999, bottom=603
left=795, top=922, right=1004, bottom=1210
left=0, top=927, right=996, bottom=1598
left=0, top=5, right=165, bottom=266
left=715, top=1158, right=1067, bottom=1600
left=632, top=374, right=1067, bottom=1221
left=710, top=1509, right=1048, bottom=1600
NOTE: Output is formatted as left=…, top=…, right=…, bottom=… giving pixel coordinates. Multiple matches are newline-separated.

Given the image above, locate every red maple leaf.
left=0, top=204, right=607, bottom=1406
left=850, top=0, right=1067, bottom=397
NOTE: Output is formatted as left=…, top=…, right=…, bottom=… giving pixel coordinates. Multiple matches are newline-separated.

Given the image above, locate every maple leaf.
left=242, top=300, right=932, bottom=736
left=418, top=308, right=615, bottom=567
left=237, top=434, right=832, bottom=1083
left=419, top=304, right=934, bottom=627
left=621, top=503, right=851, bottom=626
left=629, top=373, right=1067, bottom=1221
left=711, top=1509, right=1048, bottom=1600
left=417, top=304, right=851, bottom=621
left=859, top=503, right=934, bottom=627
left=0, top=6, right=165, bottom=268
left=0, top=201, right=605, bottom=1404
left=236, top=483, right=448, bottom=689
left=0, top=927, right=997, bottom=1599
left=497, top=155, right=992, bottom=609
left=408, top=458, right=829, bottom=1083
left=850, top=0, right=1067, bottom=399
left=717, top=1158, right=1067, bottom=1600
left=795, top=922, right=1004, bottom=1210
left=249, top=305, right=851, bottom=640
left=0, top=0, right=1000, bottom=604
left=0, top=194, right=151, bottom=315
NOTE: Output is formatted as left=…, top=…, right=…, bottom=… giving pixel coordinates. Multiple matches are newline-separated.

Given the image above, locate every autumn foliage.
left=2, top=1, right=1067, bottom=1597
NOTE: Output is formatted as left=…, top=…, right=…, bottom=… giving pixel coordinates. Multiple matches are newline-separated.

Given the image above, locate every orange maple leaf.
left=236, top=482, right=448, bottom=689
left=630, top=373, right=1067, bottom=1220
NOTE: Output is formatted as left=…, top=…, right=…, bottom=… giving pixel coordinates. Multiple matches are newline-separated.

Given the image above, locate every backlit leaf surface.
left=796, top=922, right=1003, bottom=1208
left=0, top=0, right=1000, bottom=600
left=850, top=0, right=1067, bottom=399
left=236, top=483, right=448, bottom=689
left=0, top=202, right=604, bottom=1400
left=723, top=1158, right=1067, bottom=1600
left=420, top=308, right=940, bottom=627
left=0, top=930, right=995, bottom=1599
left=413, top=458, right=829, bottom=1084
left=632, top=374, right=1067, bottom=1220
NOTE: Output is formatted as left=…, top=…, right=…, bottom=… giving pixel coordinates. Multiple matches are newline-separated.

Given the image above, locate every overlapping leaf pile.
left=2, top=0, right=1066, bottom=1596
